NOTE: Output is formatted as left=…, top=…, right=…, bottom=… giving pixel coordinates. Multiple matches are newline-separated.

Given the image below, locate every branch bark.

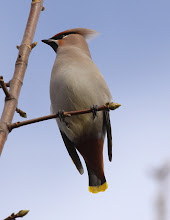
left=0, top=0, right=44, bottom=156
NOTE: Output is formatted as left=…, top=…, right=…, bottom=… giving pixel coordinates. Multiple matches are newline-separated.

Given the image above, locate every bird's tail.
left=86, top=164, right=108, bottom=193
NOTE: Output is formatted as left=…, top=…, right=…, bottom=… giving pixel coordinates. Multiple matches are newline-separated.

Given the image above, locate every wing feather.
left=60, top=130, right=84, bottom=174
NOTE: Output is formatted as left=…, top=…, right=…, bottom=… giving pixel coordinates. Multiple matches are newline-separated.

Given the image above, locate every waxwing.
left=42, top=28, right=112, bottom=193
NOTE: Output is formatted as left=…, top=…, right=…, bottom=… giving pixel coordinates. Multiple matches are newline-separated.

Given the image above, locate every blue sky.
left=0, top=0, right=170, bottom=219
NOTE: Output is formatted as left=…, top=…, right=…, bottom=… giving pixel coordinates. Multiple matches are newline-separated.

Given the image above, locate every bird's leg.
left=90, top=105, right=98, bottom=120
left=58, top=110, right=70, bottom=128
left=58, top=110, right=65, bottom=122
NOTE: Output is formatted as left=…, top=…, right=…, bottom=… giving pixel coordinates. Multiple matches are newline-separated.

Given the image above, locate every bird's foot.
left=90, top=105, right=98, bottom=120
left=58, top=110, right=70, bottom=128
left=58, top=110, right=65, bottom=122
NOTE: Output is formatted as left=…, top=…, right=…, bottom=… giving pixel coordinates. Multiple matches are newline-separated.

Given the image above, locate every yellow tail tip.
left=89, top=182, right=108, bottom=193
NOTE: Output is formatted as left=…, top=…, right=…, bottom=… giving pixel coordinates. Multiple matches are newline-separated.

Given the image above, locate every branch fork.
left=0, top=76, right=27, bottom=118
left=0, top=76, right=14, bottom=100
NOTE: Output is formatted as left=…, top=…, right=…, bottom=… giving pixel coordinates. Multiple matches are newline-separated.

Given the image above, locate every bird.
left=42, top=28, right=112, bottom=193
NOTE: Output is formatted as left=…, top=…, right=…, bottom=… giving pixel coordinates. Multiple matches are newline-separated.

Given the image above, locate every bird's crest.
left=51, top=28, right=99, bottom=40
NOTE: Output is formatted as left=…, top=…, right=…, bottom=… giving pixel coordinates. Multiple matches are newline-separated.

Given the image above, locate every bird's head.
left=42, top=28, right=99, bottom=53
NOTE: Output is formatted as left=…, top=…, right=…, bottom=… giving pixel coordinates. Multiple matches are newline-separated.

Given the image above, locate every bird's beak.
left=41, top=39, right=58, bottom=52
left=41, top=39, right=51, bottom=45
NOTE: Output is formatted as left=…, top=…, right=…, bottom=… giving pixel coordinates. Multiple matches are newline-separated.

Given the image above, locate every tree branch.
left=0, top=0, right=44, bottom=156
left=8, top=102, right=121, bottom=132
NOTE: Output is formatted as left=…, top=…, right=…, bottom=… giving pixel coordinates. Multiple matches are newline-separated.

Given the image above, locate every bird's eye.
left=58, top=34, right=67, bottom=39
left=61, top=34, right=68, bottom=39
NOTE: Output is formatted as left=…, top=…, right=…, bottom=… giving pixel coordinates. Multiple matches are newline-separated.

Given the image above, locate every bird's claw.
left=58, top=110, right=70, bottom=128
left=58, top=110, right=65, bottom=122
left=90, top=105, right=98, bottom=120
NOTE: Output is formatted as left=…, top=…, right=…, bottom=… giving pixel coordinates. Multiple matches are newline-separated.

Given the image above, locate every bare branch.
left=8, top=102, right=121, bottom=132
left=0, top=0, right=44, bottom=156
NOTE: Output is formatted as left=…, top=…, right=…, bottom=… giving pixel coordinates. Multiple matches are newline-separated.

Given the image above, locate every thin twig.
left=8, top=102, right=121, bottom=132
left=5, top=82, right=10, bottom=87
left=4, top=210, right=29, bottom=220
left=0, top=81, right=10, bottom=88
left=16, top=108, right=27, bottom=118
left=0, top=76, right=13, bottom=100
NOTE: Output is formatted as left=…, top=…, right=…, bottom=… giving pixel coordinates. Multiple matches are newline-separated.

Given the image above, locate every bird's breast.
left=50, top=51, right=112, bottom=142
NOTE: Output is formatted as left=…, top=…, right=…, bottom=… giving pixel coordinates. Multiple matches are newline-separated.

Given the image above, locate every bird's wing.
left=60, top=130, right=84, bottom=174
left=103, top=111, right=112, bottom=162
